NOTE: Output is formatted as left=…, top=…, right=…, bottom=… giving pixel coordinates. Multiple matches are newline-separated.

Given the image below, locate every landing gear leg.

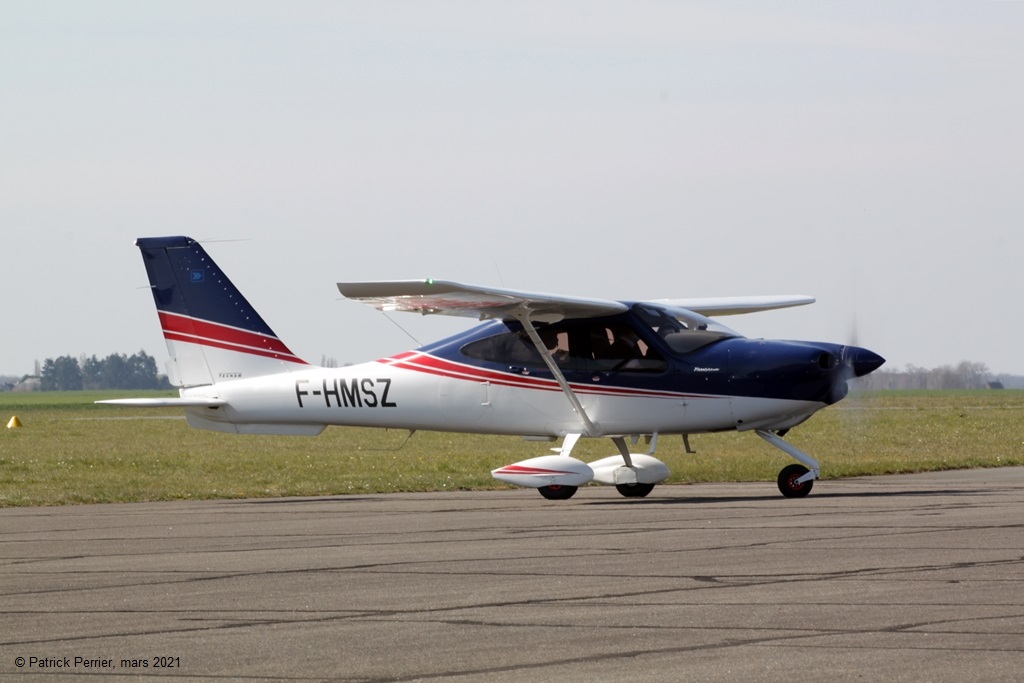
left=610, top=437, right=656, bottom=498
left=756, top=430, right=820, bottom=499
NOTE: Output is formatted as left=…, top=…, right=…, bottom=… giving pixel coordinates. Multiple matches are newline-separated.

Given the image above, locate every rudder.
left=136, top=236, right=308, bottom=386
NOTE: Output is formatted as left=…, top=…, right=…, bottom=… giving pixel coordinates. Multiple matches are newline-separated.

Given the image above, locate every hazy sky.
left=3, top=2, right=1022, bottom=378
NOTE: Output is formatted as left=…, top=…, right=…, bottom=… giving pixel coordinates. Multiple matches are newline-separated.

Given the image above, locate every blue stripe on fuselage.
left=419, top=314, right=845, bottom=405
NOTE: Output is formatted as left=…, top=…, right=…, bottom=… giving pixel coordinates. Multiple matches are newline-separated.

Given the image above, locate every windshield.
left=632, top=303, right=742, bottom=355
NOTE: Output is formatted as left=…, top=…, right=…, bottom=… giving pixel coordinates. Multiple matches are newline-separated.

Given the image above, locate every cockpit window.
left=462, top=320, right=667, bottom=373
left=632, top=303, right=741, bottom=355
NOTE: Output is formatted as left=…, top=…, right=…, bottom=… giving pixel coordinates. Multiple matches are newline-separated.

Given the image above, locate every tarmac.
left=2, top=468, right=1024, bottom=682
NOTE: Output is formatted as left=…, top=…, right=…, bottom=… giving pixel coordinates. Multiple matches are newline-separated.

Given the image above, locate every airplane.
left=99, top=236, right=885, bottom=500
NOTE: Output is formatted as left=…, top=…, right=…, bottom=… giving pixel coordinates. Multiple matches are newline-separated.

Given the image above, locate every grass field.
left=2, top=390, right=1023, bottom=506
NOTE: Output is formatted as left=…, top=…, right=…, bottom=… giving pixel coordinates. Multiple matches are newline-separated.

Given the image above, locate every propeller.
left=820, top=319, right=885, bottom=406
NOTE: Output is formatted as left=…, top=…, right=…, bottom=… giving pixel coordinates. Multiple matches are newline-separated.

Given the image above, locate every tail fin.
left=136, top=236, right=308, bottom=387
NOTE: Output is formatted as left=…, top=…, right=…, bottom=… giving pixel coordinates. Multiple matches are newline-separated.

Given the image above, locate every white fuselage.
left=180, top=354, right=824, bottom=437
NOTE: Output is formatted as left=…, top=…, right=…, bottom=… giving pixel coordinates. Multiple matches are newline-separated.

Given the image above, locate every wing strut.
left=513, top=307, right=601, bottom=438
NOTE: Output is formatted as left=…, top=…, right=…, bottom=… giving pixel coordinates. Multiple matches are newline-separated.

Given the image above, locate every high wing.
left=338, top=280, right=813, bottom=320
left=337, top=279, right=628, bottom=323
left=655, top=295, right=815, bottom=316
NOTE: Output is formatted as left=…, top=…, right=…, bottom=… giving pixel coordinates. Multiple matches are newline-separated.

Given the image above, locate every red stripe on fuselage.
left=384, top=353, right=561, bottom=392
left=378, top=351, right=713, bottom=400
left=492, top=465, right=577, bottom=476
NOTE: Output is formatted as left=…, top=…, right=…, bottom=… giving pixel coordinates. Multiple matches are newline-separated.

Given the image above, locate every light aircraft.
left=100, top=236, right=885, bottom=500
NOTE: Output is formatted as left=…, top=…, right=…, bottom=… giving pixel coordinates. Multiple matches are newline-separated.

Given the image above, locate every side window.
left=462, top=322, right=666, bottom=373
left=587, top=323, right=665, bottom=372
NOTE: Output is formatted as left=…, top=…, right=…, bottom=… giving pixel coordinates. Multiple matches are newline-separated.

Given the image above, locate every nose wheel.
left=777, top=464, right=813, bottom=498
left=756, top=430, right=820, bottom=498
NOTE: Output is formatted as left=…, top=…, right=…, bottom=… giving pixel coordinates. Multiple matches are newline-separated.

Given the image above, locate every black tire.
left=538, top=485, right=578, bottom=500
left=615, top=483, right=655, bottom=498
left=778, top=464, right=813, bottom=498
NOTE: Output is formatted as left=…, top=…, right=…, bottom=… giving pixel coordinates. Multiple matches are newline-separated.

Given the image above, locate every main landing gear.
left=539, top=481, right=653, bottom=500
left=499, top=431, right=823, bottom=500
left=491, top=435, right=671, bottom=500
left=615, top=482, right=656, bottom=498
left=756, top=429, right=820, bottom=499
left=540, top=479, right=655, bottom=500
left=538, top=485, right=578, bottom=500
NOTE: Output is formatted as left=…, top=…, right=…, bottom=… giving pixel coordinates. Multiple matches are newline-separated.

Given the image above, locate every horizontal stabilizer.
left=96, top=397, right=228, bottom=408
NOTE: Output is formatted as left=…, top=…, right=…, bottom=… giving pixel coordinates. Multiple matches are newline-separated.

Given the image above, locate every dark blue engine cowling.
left=686, top=338, right=885, bottom=404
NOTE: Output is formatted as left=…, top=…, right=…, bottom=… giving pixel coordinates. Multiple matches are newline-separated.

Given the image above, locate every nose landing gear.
left=777, top=464, right=813, bottom=498
left=756, top=429, right=820, bottom=499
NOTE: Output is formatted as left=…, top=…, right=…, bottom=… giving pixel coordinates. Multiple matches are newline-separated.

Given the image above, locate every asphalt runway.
left=3, top=469, right=1024, bottom=682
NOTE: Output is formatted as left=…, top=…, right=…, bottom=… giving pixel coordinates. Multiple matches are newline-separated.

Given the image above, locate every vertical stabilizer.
left=135, top=236, right=308, bottom=386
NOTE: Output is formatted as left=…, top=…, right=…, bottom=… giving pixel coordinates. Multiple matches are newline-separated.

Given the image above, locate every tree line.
left=40, top=351, right=171, bottom=391
left=854, top=361, right=999, bottom=391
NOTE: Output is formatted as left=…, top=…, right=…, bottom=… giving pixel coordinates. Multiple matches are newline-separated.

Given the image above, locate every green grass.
left=2, top=390, right=1023, bottom=506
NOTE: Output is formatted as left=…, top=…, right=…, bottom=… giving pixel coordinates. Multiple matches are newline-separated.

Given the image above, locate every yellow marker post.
left=6, top=416, right=23, bottom=429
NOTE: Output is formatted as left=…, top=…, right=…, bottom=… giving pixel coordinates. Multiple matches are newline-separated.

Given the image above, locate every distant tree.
left=934, top=365, right=960, bottom=390
left=81, top=355, right=104, bottom=390
left=98, top=351, right=163, bottom=389
left=956, top=361, right=990, bottom=389
left=101, top=353, right=129, bottom=389
left=40, top=355, right=83, bottom=391
left=126, top=350, right=161, bottom=389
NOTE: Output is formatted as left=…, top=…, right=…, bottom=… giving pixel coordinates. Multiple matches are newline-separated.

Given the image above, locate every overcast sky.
left=2, top=2, right=1022, bottom=378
